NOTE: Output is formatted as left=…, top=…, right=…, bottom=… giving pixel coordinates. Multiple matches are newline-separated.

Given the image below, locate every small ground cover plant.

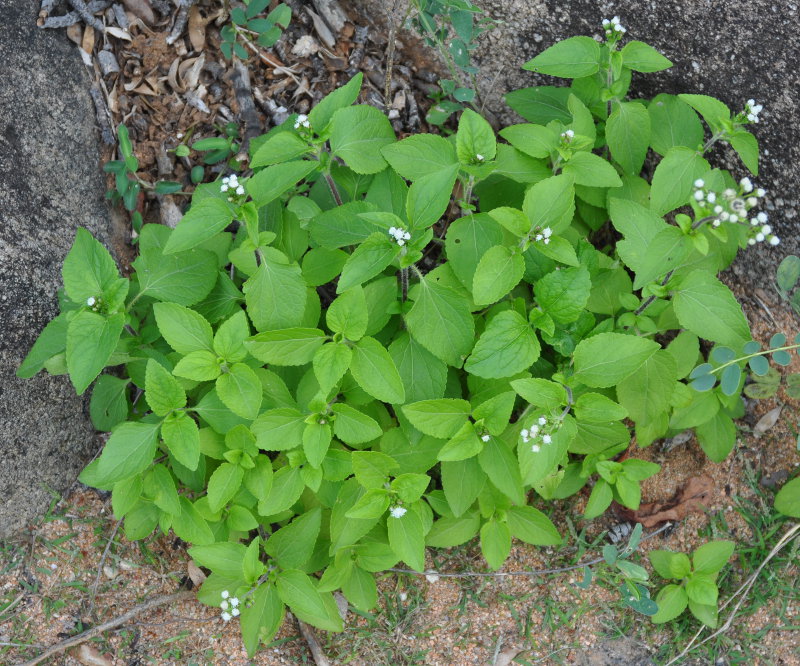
left=18, top=18, right=800, bottom=655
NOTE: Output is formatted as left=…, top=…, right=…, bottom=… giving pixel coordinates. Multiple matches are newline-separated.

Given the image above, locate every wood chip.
left=755, top=405, right=783, bottom=437
left=306, top=8, right=335, bottom=49
left=187, top=560, right=207, bottom=587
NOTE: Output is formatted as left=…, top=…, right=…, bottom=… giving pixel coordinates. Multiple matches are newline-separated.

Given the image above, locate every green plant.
left=648, top=540, right=735, bottom=627
left=17, top=19, right=795, bottom=656
left=407, top=0, right=497, bottom=126
left=221, top=1, right=291, bottom=61
left=776, top=254, right=800, bottom=317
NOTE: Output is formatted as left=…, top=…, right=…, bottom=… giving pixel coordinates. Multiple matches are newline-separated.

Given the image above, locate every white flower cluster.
left=534, top=226, right=553, bottom=245
left=389, top=506, right=407, bottom=518
left=475, top=153, right=485, bottom=162
left=602, top=16, right=626, bottom=35
left=480, top=433, right=491, bottom=442
left=86, top=296, right=101, bottom=312
left=560, top=129, right=575, bottom=143
left=294, top=114, right=311, bottom=130
left=220, top=589, right=240, bottom=622
left=692, top=177, right=779, bottom=245
left=220, top=174, right=244, bottom=196
left=744, top=99, right=763, bottom=124
left=521, top=415, right=558, bottom=453
left=388, top=226, right=411, bottom=246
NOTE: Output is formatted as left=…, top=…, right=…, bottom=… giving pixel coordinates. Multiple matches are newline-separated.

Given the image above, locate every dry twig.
left=295, top=617, right=331, bottom=666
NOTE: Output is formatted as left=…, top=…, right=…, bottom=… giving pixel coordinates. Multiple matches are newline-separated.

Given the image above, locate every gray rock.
left=351, top=0, right=799, bottom=268
left=0, top=0, right=115, bottom=537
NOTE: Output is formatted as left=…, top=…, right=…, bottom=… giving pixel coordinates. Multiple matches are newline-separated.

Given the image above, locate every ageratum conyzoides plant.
left=19, top=18, right=798, bottom=652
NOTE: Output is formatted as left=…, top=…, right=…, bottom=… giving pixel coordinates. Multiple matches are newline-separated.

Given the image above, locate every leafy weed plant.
left=18, top=19, right=799, bottom=655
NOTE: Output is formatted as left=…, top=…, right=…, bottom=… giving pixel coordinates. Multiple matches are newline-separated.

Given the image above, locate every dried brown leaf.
left=188, top=559, right=207, bottom=587
left=187, top=6, right=208, bottom=52
left=494, top=647, right=524, bottom=666
left=754, top=405, right=783, bottom=437
left=617, top=474, right=715, bottom=528
left=106, top=26, right=133, bottom=41
left=122, top=0, right=155, bottom=25
left=82, top=25, right=95, bottom=54
left=71, top=644, right=114, bottom=666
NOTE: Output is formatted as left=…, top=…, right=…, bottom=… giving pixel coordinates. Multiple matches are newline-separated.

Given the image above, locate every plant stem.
left=709, top=343, right=800, bottom=374
left=323, top=171, right=343, bottom=206
left=400, top=267, right=409, bottom=301
left=634, top=270, right=675, bottom=316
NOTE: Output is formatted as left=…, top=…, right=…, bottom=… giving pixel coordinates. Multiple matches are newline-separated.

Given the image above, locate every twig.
left=665, top=522, right=800, bottom=665
left=18, top=588, right=195, bottom=666
left=87, top=518, right=123, bottom=620
left=39, top=0, right=111, bottom=28
left=383, top=1, right=406, bottom=107
left=67, top=0, right=105, bottom=30
left=231, top=58, right=263, bottom=160
left=165, top=0, right=197, bottom=46
left=389, top=522, right=674, bottom=578
left=295, top=617, right=331, bottom=666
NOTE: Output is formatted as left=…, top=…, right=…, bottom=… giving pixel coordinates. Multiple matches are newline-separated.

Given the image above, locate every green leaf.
left=506, top=506, right=561, bottom=545
left=562, top=152, right=622, bottom=188
left=391, top=473, right=430, bottom=504
left=616, top=351, right=676, bottom=425
left=328, top=286, right=369, bottom=340
left=153, top=302, right=213, bottom=354
left=648, top=94, right=705, bottom=156
left=62, top=228, right=120, bottom=303
left=382, top=133, right=458, bottom=180
left=437, top=421, right=483, bottom=462
left=441, top=457, right=486, bottom=517
left=145, top=359, right=186, bottom=416
left=265, top=508, right=321, bottom=569
left=650, top=147, right=710, bottom=216
left=331, top=403, right=381, bottom=445
left=649, top=550, right=692, bottom=579
left=465, top=310, right=540, bottom=378
left=505, top=86, right=572, bottom=124
left=346, top=488, right=390, bottom=519
left=686, top=575, right=719, bottom=605
left=337, top=233, right=400, bottom=292
left=258, top=467, right=305, bottom=515
left=537, top=236, right=580, bottom=267
left=172, top=497, right=214, bottom=545
left=573, top=332, right=660, bottom=388
left=309, top=201, right=381, bottom=248
left=402, top=399, right=472, bottom=439
left=313, top=342, right=352, bottom=393
left=488, top=206, right=530, bottom=237
left=693, top=540, right=735, bottom=575
left=246, top=328, right=326, bottom=365
left=445, top=213, right=505, bottom=289
left=777, top=255, right=800, bottom=293
left=342, top=565, right=378, bottom=612
left=510, top=378, right=566, bottom=410
left=243, top=251, right=307, bottom=331
left=308, top=72, right=363, bottom=133
left=480, top=517, right=511, bottom=570
left=522, top=174, right=575, bottom=235
left=535, top=266, right=591, bottom=324
left=207, top=462, right=245, bottom=512
left=583, top=479, right=613, bottom=519
left=217, top=363, right=262, bottom=420
left=164, top=198, right=234, bottom=254
left=606, top=102, right=651, bottom=175
left=173, top=350, right=221, bottom=381
left=728, top=130, right=759, bottom=175
left=499, top=123, right=557, bottom=159
left=633, top=226, right=690, bottom=289
left=388, top=506, right=426, bottom=572
left=620, top=41, right=672, bottom=72
left=522, top=36, right=601, bottom=78
left=161, top=412, right=201, bottom=470
left=608, top=198, right=666, bottom=274
left=775, top=477, right=800, bottom=517
left=90, top=375, right=129, bottom=431
left=240, top=583, right=284, bottom=657
left=388, top=333, right=447, bottom=403
left=426, top=514, right=481, bottom=547
left=66, top=312, right=124, bottom=394
left=478, top=438, right=524, bottom=505
left=405, top=276, right=474, bottom=367
left=678, top=94, right=731, bottom=131
left=330, top=105, right=395, bottom=174
left=350, top=336, right=405, bottom=403
left=574, top=392, right=628, bottom=423
left=406, top=165, right=459, bottom=230
left=695, top=411, right=736, bottom=462
left=472, top=246, right=525, bottom=306
left=17, top=313, right=69, bottom=379
left=246, top=160, right=317, bottom=204
left=252, top=408, right=305, bottom=451
left=250, top=131, right=311, bottom=167
left=651, top=584, right=689, bottom=623
left=352, top=451, right=399, bottom=489
left=456, top=108, right=496, bottom=163
left=276, top=570, right=343, bottom=632
left=133, top=225, right=217, bottom=306
left=673, top=270, right=751, bottom=348
left=91, top=421, right=160, bottom=486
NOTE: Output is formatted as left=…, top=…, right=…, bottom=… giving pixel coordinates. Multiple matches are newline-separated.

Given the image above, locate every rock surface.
left=352, top=0, right=799, bottom=272
left=0, top=0, right=114, bottom=537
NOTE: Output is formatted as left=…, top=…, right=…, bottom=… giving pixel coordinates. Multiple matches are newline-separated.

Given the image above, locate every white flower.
left=294, top=114, right=309, bottom=129
left=694, top=178, right=705, bottom=188
left=538, top=416, right=547, bottom=426
left=236, top=185, right=245, bottom=195
left=720, top=212, right=730, bottom=221
left=220, top=183, right=228, bottom=192
left=748, top=238, right=756, bottom=245
left=221, top=590, right=230, bottom=599
left=229, top=597, right=239, bottom=607
left=761, top=224, right=772, bottom=234
left=232, top=607, right=240, bottom=617
left=713, top=205, right=723, bottom=214
left=476, top=153, right=485, bottom=162
left=747, top=197, right=757, bottom=207
left=543, top=238, right=551, bottom=244
left=769, top=235, right=780, bottom=246
left=756, top=188, right=766, bottom=197
left=755, top=232, right=765, bottom=242
left=723, top=188, right=736, bottom=197
left=740, top=177, right=753, bottom=192
left=520, top=428, right=529, bottom=439
left=86, top=296, right=96, bottom=307
left=750, top=218, right=759, bottom=226
left=729, top=214, right=739, bottom=223
left=712, top=219, right=721, bottom=228
left=531, top=444, right=540, bottom=453
left=221, top=600, right=229, bottom=610
left=221, top=611, right=232, bottom=622
left=389, top=506, right=407, bottom=519
left=481, top=434, right=491, bottom=442
left=706, top=192, right=716, bottom=203
left=388, top=226, right=411, bottom=246
left=529, top=424, right=540, bottom=436
left=693, top=190, right=704, bottom=201
left=542, top=227, right=552, bottom=238
left=535, top=234, right=544, bottom=241
left=561, top=129, right=574, bottom=141
left=542, top=434, right=552, bottom=444
left=757, top=212, right=768, bottom=223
